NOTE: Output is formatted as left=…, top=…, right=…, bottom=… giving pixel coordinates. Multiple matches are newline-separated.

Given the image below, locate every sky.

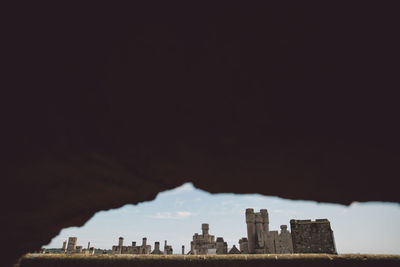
left=45, top=183, right=400, bottom=254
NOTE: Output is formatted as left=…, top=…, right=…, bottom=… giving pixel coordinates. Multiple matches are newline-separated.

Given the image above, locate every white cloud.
left=149, top=211, right=193, bottom=220
left=176, top=211, right=192, bottom=218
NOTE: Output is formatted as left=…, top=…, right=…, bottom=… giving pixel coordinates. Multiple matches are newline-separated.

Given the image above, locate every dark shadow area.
left=2, top=2, right=400, bottom=266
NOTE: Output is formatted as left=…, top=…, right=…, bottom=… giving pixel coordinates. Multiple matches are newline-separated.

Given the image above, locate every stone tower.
left=118, top=237, right=124, bottom=254
left=66, top=237, right=77, bottom=253
left=62, top=240, right=67, bottom=253
left=245, top=208, right=256, bottom=253
left=245, top=208, right=294, bottom=254
left=151, top=241, right=163, bottom=254
left=190, top=223, right=217, bottom=254
left=202, top=223, right=209, bottom=235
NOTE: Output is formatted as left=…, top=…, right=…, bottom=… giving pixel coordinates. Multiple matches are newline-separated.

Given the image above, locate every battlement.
left=290, top=219, right=329, bottom=224
left=245, top=208, right=254, bottom=214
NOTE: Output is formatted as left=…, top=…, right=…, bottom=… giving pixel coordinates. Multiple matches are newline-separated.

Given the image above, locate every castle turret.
left=239, top=238, right=249, bottom=254
left=190, top=241, right=194, bottom=254
left=216, top=237, right=225, bottom=254
left=245, top=208, right=256, bottom=253
left=151, top=241, right=162, bottom=254
left=182, top=245, right=185, bottom=255
left=260, top=209, right=269, bottom=232
left=118, top=237, right=124, bottom=254
left=62, top=240, right=67, bottom=253
left=67, top=237, right=77, bottom=254
left=255, top=212, right=264, bottom=248
left=202, top=223, right=209, bottom=235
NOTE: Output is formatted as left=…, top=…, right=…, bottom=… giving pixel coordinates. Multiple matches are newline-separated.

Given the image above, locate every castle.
left=58, top=208, right=336, bottom=255
left=243, top=208, right=294, bottom=254
left=61, top=237, right=95, bottom=255
left=188, top=223, right=229, bottom=254
left=111, top=237, right=151, bottom=254
left=241, top=208, right=336, bottom=254
left=111, top=237, right=173, bottom=255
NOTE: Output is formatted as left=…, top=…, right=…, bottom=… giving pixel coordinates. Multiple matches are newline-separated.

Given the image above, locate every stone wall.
left=276, top=225, right=293, bottom=253
left=290, top=219, right=336, bottom=254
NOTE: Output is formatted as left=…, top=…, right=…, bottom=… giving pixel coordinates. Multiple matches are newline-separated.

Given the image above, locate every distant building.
left=111, top=237, right=151, bottom=254
left=244, top=208, right=293, bottom=254
left=65, top=237, right=94, bottom=254
left=290, top=219, right=337, bottom=254
left=242, top=208, right=336, bottom=254
left=228, top=245, right=241, bottom=254
left=62, top=240, right=67, bottom=253
left=151, top=242, right=163, bottom=255
left=239, top=238, right=248, bottom=254
left=189, top=223, right=227, bottom=255
left=164, top=240, right=173, bottom=255
left=66, top=237, right=77, bottom=254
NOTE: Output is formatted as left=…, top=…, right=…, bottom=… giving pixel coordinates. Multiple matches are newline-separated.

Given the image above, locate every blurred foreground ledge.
left=18, top=254, right=400, bottom=267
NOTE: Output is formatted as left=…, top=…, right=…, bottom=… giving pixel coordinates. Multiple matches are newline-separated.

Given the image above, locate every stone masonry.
left=290, top=219, right=337, bottom=254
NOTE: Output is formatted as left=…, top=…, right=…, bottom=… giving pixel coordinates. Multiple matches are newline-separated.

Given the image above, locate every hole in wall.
left=43, top=183, right=400, bottom=255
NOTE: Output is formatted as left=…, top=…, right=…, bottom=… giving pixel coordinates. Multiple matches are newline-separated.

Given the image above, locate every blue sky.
left=45, top=183, right=400, bottom=254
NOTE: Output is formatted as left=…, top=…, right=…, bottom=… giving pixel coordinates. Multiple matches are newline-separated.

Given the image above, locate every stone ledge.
left=19, top=254, right=400, bottom=267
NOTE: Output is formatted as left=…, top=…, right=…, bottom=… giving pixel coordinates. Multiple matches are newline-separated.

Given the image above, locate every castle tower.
left=118, top=237, right=124, bottom=254
left=245, top=208, right=256, bottom=253
left=216, top=237, right=224, bottom=254
left=151, top=241, right=162, bottom=254
left=202, top=223, right=209, bottom=235
left=239, top=238, right=249, bottom=254
left=260, top=209, right=269, bottom=232
left=67, top=237, right=77, bottom=253
left=142, top=237, right=147, bottom=247
left=182, top=245, right=185, bottom=255
left=255, top=212, right=264, bottom=248
left=62, top=240, right=67, bottom=253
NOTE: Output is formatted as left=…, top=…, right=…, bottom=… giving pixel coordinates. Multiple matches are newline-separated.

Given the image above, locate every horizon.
left=44, top=183, right=400, bottom=254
